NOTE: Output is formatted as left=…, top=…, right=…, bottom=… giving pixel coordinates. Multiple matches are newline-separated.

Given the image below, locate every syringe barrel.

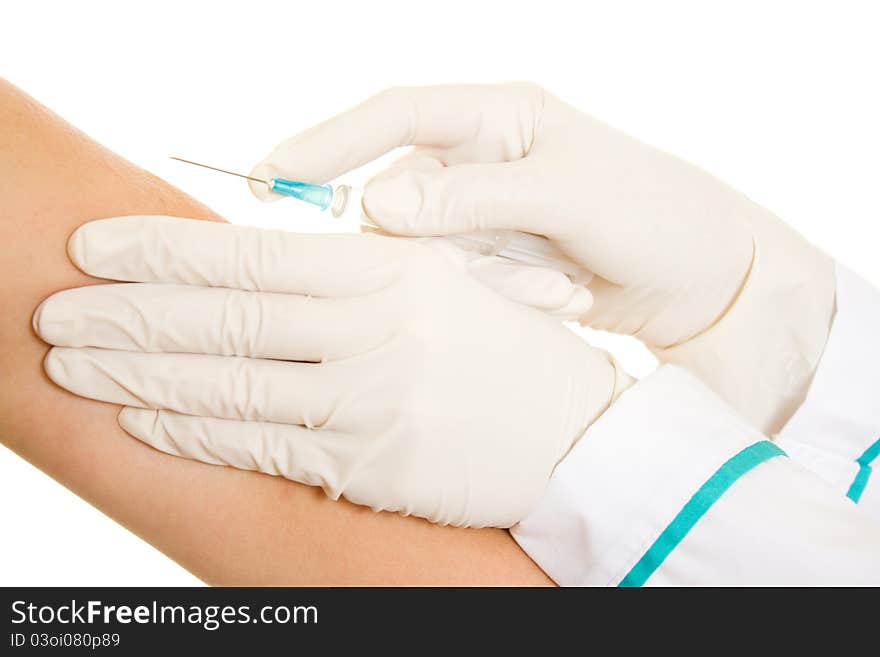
left=317, top=185, right=592, bottom=284
left=446, top=230, right=593, bottom=284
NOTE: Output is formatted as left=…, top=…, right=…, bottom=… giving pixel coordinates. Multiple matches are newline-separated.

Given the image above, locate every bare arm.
left=0, top=79, right=552, bottom=585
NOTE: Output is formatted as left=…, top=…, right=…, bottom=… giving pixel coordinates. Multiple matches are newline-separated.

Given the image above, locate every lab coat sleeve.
left=776, top=264, right=880, bottom=519
left=510, top=364, right=880, bottom=586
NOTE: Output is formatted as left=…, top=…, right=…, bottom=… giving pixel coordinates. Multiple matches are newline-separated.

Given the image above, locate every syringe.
left=170, top=157, right=592, bottom=284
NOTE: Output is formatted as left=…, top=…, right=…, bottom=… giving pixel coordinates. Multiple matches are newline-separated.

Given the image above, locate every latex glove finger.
left=33, top=283, right=394, bottom=363
left=44, top=346, right=380, bottom=429
left=116, top=408, right=522, bottom=524
left=248, top=83, right=543, bottom=200
left=376, top=148, right=448, bottom=176
left=68, top=216, right=406, bottom=297
left=118, top=408, right=355, bottom=499
left=363, top=159, right=546, bottom=236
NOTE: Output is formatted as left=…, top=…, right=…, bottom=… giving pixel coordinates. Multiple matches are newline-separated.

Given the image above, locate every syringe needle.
left=169, top=156, right=269, bottom=185
left=169, top=155, right=335, bottom=213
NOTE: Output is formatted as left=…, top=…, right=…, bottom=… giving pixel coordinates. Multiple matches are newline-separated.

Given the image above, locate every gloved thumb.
left=363, top=161, right=543, bottom=237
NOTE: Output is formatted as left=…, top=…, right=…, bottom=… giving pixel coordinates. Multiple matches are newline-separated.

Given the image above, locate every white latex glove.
left=249, top=83, right=836, bottom=434
left=34, top=216, right=630, bottom=528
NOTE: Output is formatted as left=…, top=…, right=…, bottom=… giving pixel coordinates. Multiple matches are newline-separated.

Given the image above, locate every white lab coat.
left=511, top=264, right=880, bottom=585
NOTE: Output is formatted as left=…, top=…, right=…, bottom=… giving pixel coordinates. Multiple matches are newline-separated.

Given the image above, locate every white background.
left=1, top=0, right=878, bottom=585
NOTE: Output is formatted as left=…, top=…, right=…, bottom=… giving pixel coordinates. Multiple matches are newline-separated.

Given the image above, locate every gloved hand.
left=249, top=83, right=836, bottom=434
left=34, top=216, right=631, bottom=528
